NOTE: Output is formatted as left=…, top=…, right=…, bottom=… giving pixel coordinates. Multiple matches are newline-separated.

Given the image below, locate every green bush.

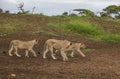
left=101, top=34, right=120, bottom=43
left=61, top=20, right=105, bottom=36
left=59, top=19, right=120, bottom=43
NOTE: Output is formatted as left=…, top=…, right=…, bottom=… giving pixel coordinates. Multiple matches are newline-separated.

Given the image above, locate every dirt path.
left=0, top=46, right=120, bottom=79
left=1, top=13, right=120, bottom=79
left=0, top=33, right=120, bottom=79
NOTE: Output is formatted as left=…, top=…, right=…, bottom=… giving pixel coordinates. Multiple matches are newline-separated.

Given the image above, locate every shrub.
left=101, top=34, right=120, bottom=43
left=61, top=20, right=105, bottom=36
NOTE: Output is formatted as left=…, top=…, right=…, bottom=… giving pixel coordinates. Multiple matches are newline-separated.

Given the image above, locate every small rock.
left=115, top=72, right=120, bottom=76
left=10, top=73, right=16, bottom=77
left=108, top=66, right=112, bottom=69
left=20, top=73, right=25, bottom=77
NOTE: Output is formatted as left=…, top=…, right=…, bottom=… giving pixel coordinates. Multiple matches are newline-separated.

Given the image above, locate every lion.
left=43, top=39, right=72, bottom=61
left=66, top=43, right=86, bottom=57
left=8, top=39, right=38, bottom=57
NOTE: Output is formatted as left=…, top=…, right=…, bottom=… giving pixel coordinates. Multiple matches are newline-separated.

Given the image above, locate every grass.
left=82, top=48, right=95, bottom=53
left=0, top=24, right=16, bottom=36
left=33, top=30, right=58, bottom=36
left=49, top=16, right=120, bottom=43
left=1, top=13, right=120, bottom=43
left=100, top=34, right=120, bottom=43
left=60, top=20, right=105, bottom=36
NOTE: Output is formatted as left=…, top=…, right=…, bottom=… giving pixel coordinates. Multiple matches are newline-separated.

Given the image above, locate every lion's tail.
left=9, top=41, right=13, bottom=50
left=43, top=42, right=47, bottom=52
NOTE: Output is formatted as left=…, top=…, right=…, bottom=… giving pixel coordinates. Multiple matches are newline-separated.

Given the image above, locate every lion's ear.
left=35, top=39, right=39, bottom=42
left=81, top=43, right=85, bottom=45
left=80, top=43, right=85, bottom=47
left=79, top=43, right=82, bottom=46
left=70, top=42, right=73, bottom=45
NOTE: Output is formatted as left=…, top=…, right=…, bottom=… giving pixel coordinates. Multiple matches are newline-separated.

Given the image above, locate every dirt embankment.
left=0, top=14, right=120, bottom=79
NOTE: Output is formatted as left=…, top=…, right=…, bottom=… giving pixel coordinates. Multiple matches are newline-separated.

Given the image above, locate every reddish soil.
left=0, top=14, right=120, bottom=79
left=0, top=33, right=120, bottom=79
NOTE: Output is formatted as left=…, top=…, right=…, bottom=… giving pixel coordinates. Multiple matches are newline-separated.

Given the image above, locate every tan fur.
left=67, top=43, right=86, bottom=57
left=43, top=39, right=71, bottom=61
left=8, top=39, right=38, bottom=57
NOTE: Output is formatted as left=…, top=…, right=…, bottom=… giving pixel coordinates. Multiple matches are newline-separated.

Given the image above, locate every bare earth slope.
left=0, top=14, right=120, bottom=79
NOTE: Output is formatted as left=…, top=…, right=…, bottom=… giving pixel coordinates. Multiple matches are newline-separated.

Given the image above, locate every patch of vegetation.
left=0, top=13, right=120, bottom=43
left=32, top=13, right=46, bottom=17
left=0, top=24, right=16, bottom=36
left=82, top=48, right=95, bottom=53
left=49, top=16, right=120, bottom=43
left=60, top=20, right=105, bottom=36
left=100, top=34, right=120, bottom=43
left=33, top=30, right=58, bottom=36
